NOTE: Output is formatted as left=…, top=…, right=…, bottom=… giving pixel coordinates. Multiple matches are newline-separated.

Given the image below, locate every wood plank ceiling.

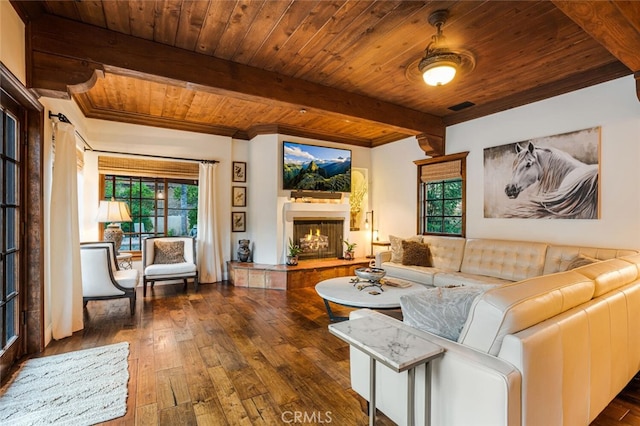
left=11, top=1, right=640, bottom=153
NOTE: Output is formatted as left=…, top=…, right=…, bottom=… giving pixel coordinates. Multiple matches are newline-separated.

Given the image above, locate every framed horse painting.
left=483, top=127, right=600, bottom=219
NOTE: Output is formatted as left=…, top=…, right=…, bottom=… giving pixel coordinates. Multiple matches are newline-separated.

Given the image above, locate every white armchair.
left=142, top=236, right=199, bottom=297
left=80, top=242, right=139, bottom=315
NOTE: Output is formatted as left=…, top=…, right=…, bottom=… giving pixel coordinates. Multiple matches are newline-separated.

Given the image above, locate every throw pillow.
left=153, top=240, right=185, bottom=264
left=400, top=286, right=485, bottom=341
left=389, top=235, right=422, bottom=263
left=401, top=240, right=431, bottom=267
left=565, top=254, right=599, bottom=270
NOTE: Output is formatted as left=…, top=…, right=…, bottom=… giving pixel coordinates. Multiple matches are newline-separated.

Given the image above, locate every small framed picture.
left=232, top=161, right=246, bottom=182
left=232, top=186, right=246, bottom=207
left=231, top=212, right=246, bottom=232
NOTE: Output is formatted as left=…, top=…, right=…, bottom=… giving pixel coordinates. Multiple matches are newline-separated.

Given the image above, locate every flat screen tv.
left=283, top=141, right=351, bottom=192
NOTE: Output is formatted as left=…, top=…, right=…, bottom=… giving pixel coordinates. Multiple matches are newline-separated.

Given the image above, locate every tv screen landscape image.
left=283, top=141, right=352, bottom=192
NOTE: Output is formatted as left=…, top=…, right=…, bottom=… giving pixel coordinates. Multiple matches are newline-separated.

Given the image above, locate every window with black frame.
left=416, top=152, right=468, bottom=237
left=102, top=175, right=198, bottom=251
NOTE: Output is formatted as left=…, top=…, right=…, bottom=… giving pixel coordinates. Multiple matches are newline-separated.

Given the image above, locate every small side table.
left=329, top=316, right=444, bottom=426
left=116, top=253, right=133, bottom=270
left=372, top=241, right=391, bottom=248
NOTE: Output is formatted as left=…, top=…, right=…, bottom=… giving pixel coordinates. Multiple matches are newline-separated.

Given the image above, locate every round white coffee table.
left=315, top=276, right=426, bottom=322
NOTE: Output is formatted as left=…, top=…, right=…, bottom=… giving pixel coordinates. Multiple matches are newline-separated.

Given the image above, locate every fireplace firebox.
left=293, top=218, right=344, bottom=260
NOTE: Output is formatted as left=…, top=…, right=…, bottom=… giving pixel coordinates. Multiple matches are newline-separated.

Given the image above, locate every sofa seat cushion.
left=401, top=286, right=485, bottom=341
left=458, top=270, right=595, bottom=355
left=572, top=258, right=638, bottom=297
left=380, top=262, right=437, bottom=286
left=145, top=262, right=197, bottom=278
left=113, top=269, right=139, bottom=289
left=433, top=271, right=512, bottom=289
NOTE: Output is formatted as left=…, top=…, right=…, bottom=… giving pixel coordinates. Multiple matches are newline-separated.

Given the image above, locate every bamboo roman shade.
left=98, top=156, right=199, bottom=180
left=420, top=159, right=462, bottom=183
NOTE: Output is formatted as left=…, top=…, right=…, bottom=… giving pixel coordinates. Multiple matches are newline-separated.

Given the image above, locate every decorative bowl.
left=355, top=267, right=386, bottom=282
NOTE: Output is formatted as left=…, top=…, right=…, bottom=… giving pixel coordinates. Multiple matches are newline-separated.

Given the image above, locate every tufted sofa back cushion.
left=543, top=245, right=638, bottom=275
left=460, top=239, right=547, bottom=282
left=422, top=235, right=466, bottom=271
left=571, top=258, right=638, bottom=297
left=458, top=270, right=595, bottom=355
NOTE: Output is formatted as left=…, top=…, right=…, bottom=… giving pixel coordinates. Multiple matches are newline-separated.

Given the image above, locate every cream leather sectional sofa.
left=346, top=236, right=640, bottom=425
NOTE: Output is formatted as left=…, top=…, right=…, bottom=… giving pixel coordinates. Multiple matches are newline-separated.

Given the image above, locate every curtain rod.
left=48, top=111, right=219, bottom=164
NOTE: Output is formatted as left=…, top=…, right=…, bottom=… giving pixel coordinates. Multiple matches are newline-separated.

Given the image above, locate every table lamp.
left=96, top=199, right=132, bottom=254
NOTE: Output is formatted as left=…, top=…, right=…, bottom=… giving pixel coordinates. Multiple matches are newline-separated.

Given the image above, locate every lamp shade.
left=96, top=200, right=132, bottom=223
left=422, top=62, right=457, bottom=86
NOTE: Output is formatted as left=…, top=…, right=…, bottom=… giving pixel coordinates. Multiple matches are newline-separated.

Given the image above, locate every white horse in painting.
left=504, top=141, right=598, bottom=219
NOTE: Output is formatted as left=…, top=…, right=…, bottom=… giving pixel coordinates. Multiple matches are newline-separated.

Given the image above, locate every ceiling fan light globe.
left=422, top=63, right=457, bottom=86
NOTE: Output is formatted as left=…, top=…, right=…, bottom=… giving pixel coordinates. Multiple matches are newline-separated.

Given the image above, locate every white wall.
left=371, top=136, right=424, bottom=241
left=373, top=75, right=640, bottom=250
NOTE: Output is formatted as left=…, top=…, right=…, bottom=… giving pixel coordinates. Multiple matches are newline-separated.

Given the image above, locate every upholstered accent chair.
left=142, top=236, right=199, bottom=297
left=80, top=241, right=139, bottom=315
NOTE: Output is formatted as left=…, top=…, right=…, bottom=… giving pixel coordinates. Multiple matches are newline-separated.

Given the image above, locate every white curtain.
left=197, top=162, right=223, bottom=282
left=49, top=122, right=83, bottom=339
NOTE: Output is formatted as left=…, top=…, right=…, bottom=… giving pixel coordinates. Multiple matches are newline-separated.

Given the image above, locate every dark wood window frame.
left=100, top=174, right=199, bottom=256
left=415, top=152, right=469, bottom=237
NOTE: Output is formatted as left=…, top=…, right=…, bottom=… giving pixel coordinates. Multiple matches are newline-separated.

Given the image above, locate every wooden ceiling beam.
left=552, top=0, right=640, bottom=101
left=27, top=14, right=445, bottom=154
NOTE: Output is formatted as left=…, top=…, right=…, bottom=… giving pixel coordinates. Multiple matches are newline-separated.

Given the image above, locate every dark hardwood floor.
left=14, top=282, right=640, bottom=425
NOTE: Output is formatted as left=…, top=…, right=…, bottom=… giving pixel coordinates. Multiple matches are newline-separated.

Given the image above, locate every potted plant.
left=286, top=237, right=303, bottom=266
left=343, top=240, right=357, bottom=260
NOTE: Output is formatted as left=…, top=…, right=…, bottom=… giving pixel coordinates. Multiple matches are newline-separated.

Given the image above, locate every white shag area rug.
left=0, top=342, right=129, bottom=425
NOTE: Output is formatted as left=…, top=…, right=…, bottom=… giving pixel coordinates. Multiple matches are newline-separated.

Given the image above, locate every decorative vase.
left=237, top=239, right=251, bottom=262
left=286, top=255, right=299, bottom=266
left=344, top=251, right=354, bottom=261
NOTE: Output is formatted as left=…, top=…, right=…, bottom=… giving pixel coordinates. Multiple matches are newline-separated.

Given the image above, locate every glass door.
left=0, top=88, right=24, bottom=374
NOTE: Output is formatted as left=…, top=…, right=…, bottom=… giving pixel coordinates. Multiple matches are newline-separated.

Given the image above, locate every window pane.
left=427, top=217, right=443, bottom=233
left=426, top=182, right=442, bottom=200
left=444, top=199, right=461, bottom=216
left=5, top=114, right=16, bottom=160
left=6, top=253, right=16, bottom=294
left=5, top=162, right=17, bottom=204
left=427, top=201, right=443, bottom=216
left=444, top=217, right=462, bottom=234
left=5, top=208, right=17, bottom=251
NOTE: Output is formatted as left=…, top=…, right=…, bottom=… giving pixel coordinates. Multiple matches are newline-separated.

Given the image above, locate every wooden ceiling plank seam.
left=153, top=0, right=183, bottom=46
left=614, top=1, right=640, bottom=34
left=321, top=1, right=432, bottom=92
left=230, top=0, right=293, bottom=64
left=552, top=0, right=640, bottom=70
left=28, top=14, right=444, bottom=137
left=247, top=0, right=318, bottom=71
left=213, top=0, right=265, bottom=60
left=74, top=0, right=107, bottom=29
left=149, top=82, right=168, bottom=117
left=287, top=0, right=374, bottom=77
left=174, top=0, right=212, bottom=51
left=264, top=1, right=349, bottom=75
left=194, top=0, right=237, bottom=55
left=42, top=0, right=82, bottom=21
left=294, top=0, right=403, bottom=82
left=128, top=0, right=156, bottom=40
left=314, top=0, right=429, bottom=86
left=101, top=0, right=131, bottom=34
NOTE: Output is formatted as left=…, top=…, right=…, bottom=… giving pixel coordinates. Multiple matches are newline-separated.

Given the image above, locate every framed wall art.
left=232, top=186, right=246, bottom=207
left=232, top=161, right=246, bottom=182
left=231, top=212, right=246, bottom=232
left=483, top=126, right=600, bottom=219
